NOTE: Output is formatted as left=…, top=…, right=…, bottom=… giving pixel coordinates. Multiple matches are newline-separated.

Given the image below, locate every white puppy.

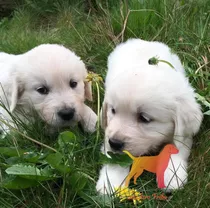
left=0, top=44, right=97, bottom=133
left=96, top=39, right=203, bottom=194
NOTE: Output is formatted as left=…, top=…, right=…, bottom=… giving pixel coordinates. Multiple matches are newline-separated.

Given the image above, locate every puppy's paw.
left=96, top=164, right=129, bottom=195
left=81, top=105, right=97, bottom=133
left=96, top=174, right=125, bottom=195
left=163, top=155, right=188, bottom=192
left=96, top=174, right=113, bottom=195
left=87, top=110, right=97, bottom=132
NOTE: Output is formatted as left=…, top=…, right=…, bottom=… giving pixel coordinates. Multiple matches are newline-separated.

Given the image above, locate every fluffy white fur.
left=0, top=44, right=97, bottom=132
left=96, top=39, right=203, bottom=194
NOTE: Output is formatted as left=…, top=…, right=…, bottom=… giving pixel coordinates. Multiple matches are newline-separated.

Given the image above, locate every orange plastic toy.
left=124, top=144, right=179, bottom=188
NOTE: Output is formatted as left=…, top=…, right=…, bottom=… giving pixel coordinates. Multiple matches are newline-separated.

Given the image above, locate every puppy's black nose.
left=109, top=138, right=124, bottom=151
left=58, top=108, right=75, bottom=121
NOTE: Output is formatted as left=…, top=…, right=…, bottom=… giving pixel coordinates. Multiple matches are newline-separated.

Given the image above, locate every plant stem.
left=95, top=81, right=101, bottom=151
left=158, top=59, right=175, bottom=69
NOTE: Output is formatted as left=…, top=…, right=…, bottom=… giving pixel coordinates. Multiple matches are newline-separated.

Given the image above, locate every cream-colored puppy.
left=0, top=44, right=97, bottom=132
left=96, top=39, right=203, bottom=194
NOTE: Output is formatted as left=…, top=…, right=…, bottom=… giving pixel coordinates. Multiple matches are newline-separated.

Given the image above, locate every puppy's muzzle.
left=109, top=138, right=124, bottom=151
left=57, top=108, right=75, bottom=121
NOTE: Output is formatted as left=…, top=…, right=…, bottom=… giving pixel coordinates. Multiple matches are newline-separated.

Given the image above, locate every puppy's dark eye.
left=70, top=80, right=77, bottom=88
left=137, top=112, right=151, bottom=123
left=111, top=108, right=116, bottom=114
left=36, top=86, right=49, bottom=95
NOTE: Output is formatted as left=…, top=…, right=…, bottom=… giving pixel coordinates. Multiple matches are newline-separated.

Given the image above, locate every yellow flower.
left=85, top=72, right=103, bottom=83
left=115, top=187, right=142, bottom=205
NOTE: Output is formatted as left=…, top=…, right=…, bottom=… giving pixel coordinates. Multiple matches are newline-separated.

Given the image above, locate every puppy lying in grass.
left=96, top=39, right=203, bottom=194
left=0, top=44, right=97, bottom=133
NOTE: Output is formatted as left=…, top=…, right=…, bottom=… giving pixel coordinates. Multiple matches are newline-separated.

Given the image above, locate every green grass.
left=0, top=0, right=209, bottom=207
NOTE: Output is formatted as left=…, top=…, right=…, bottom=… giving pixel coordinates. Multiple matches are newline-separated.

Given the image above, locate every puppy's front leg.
left=163, top=139, right=192, bottom=191
left=96, top=164, right=130, bottom=194
left=80, top=104, right=97, bottom=133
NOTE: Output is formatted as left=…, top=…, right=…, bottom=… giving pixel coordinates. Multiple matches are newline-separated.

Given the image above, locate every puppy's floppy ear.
left=84, top=81, right=93, bottom=101
left=174, top=96, right=203, bottom=140
left=100, top=102, right=107, bottom=129
left=10, top=77, right=24, bottom=112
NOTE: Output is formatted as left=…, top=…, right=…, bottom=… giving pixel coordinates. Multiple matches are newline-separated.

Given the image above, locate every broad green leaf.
left=5, top=152, right=48, bottom=165
left=58, top=131, right=77, bottom=144
left=195, top=93, right=210, bottom=108
left=5, top=156, right=22, bottom=165
left=68, top=171, right=87, bottom=192
left=22, top=152, right=40, bottom=163
left=5, top=164, right=55, bottom=181
left=204, top=110, right=210, bottom=115
left=46, top=152, right=71, bottom=174
left=6, top=164, right=41, bottom=175
left=21, top=165, right=56, bottom=181
left=58, top=131, right=78, bottom=154
left=1, top=176, right=38, bottom=189
left=0, top=147, right=25, bottom=157
left=195, top=93, right=210, bottom=116
left=100, top=152, right=132, bottom=167
left=58, top=131, right=77, bottom=147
